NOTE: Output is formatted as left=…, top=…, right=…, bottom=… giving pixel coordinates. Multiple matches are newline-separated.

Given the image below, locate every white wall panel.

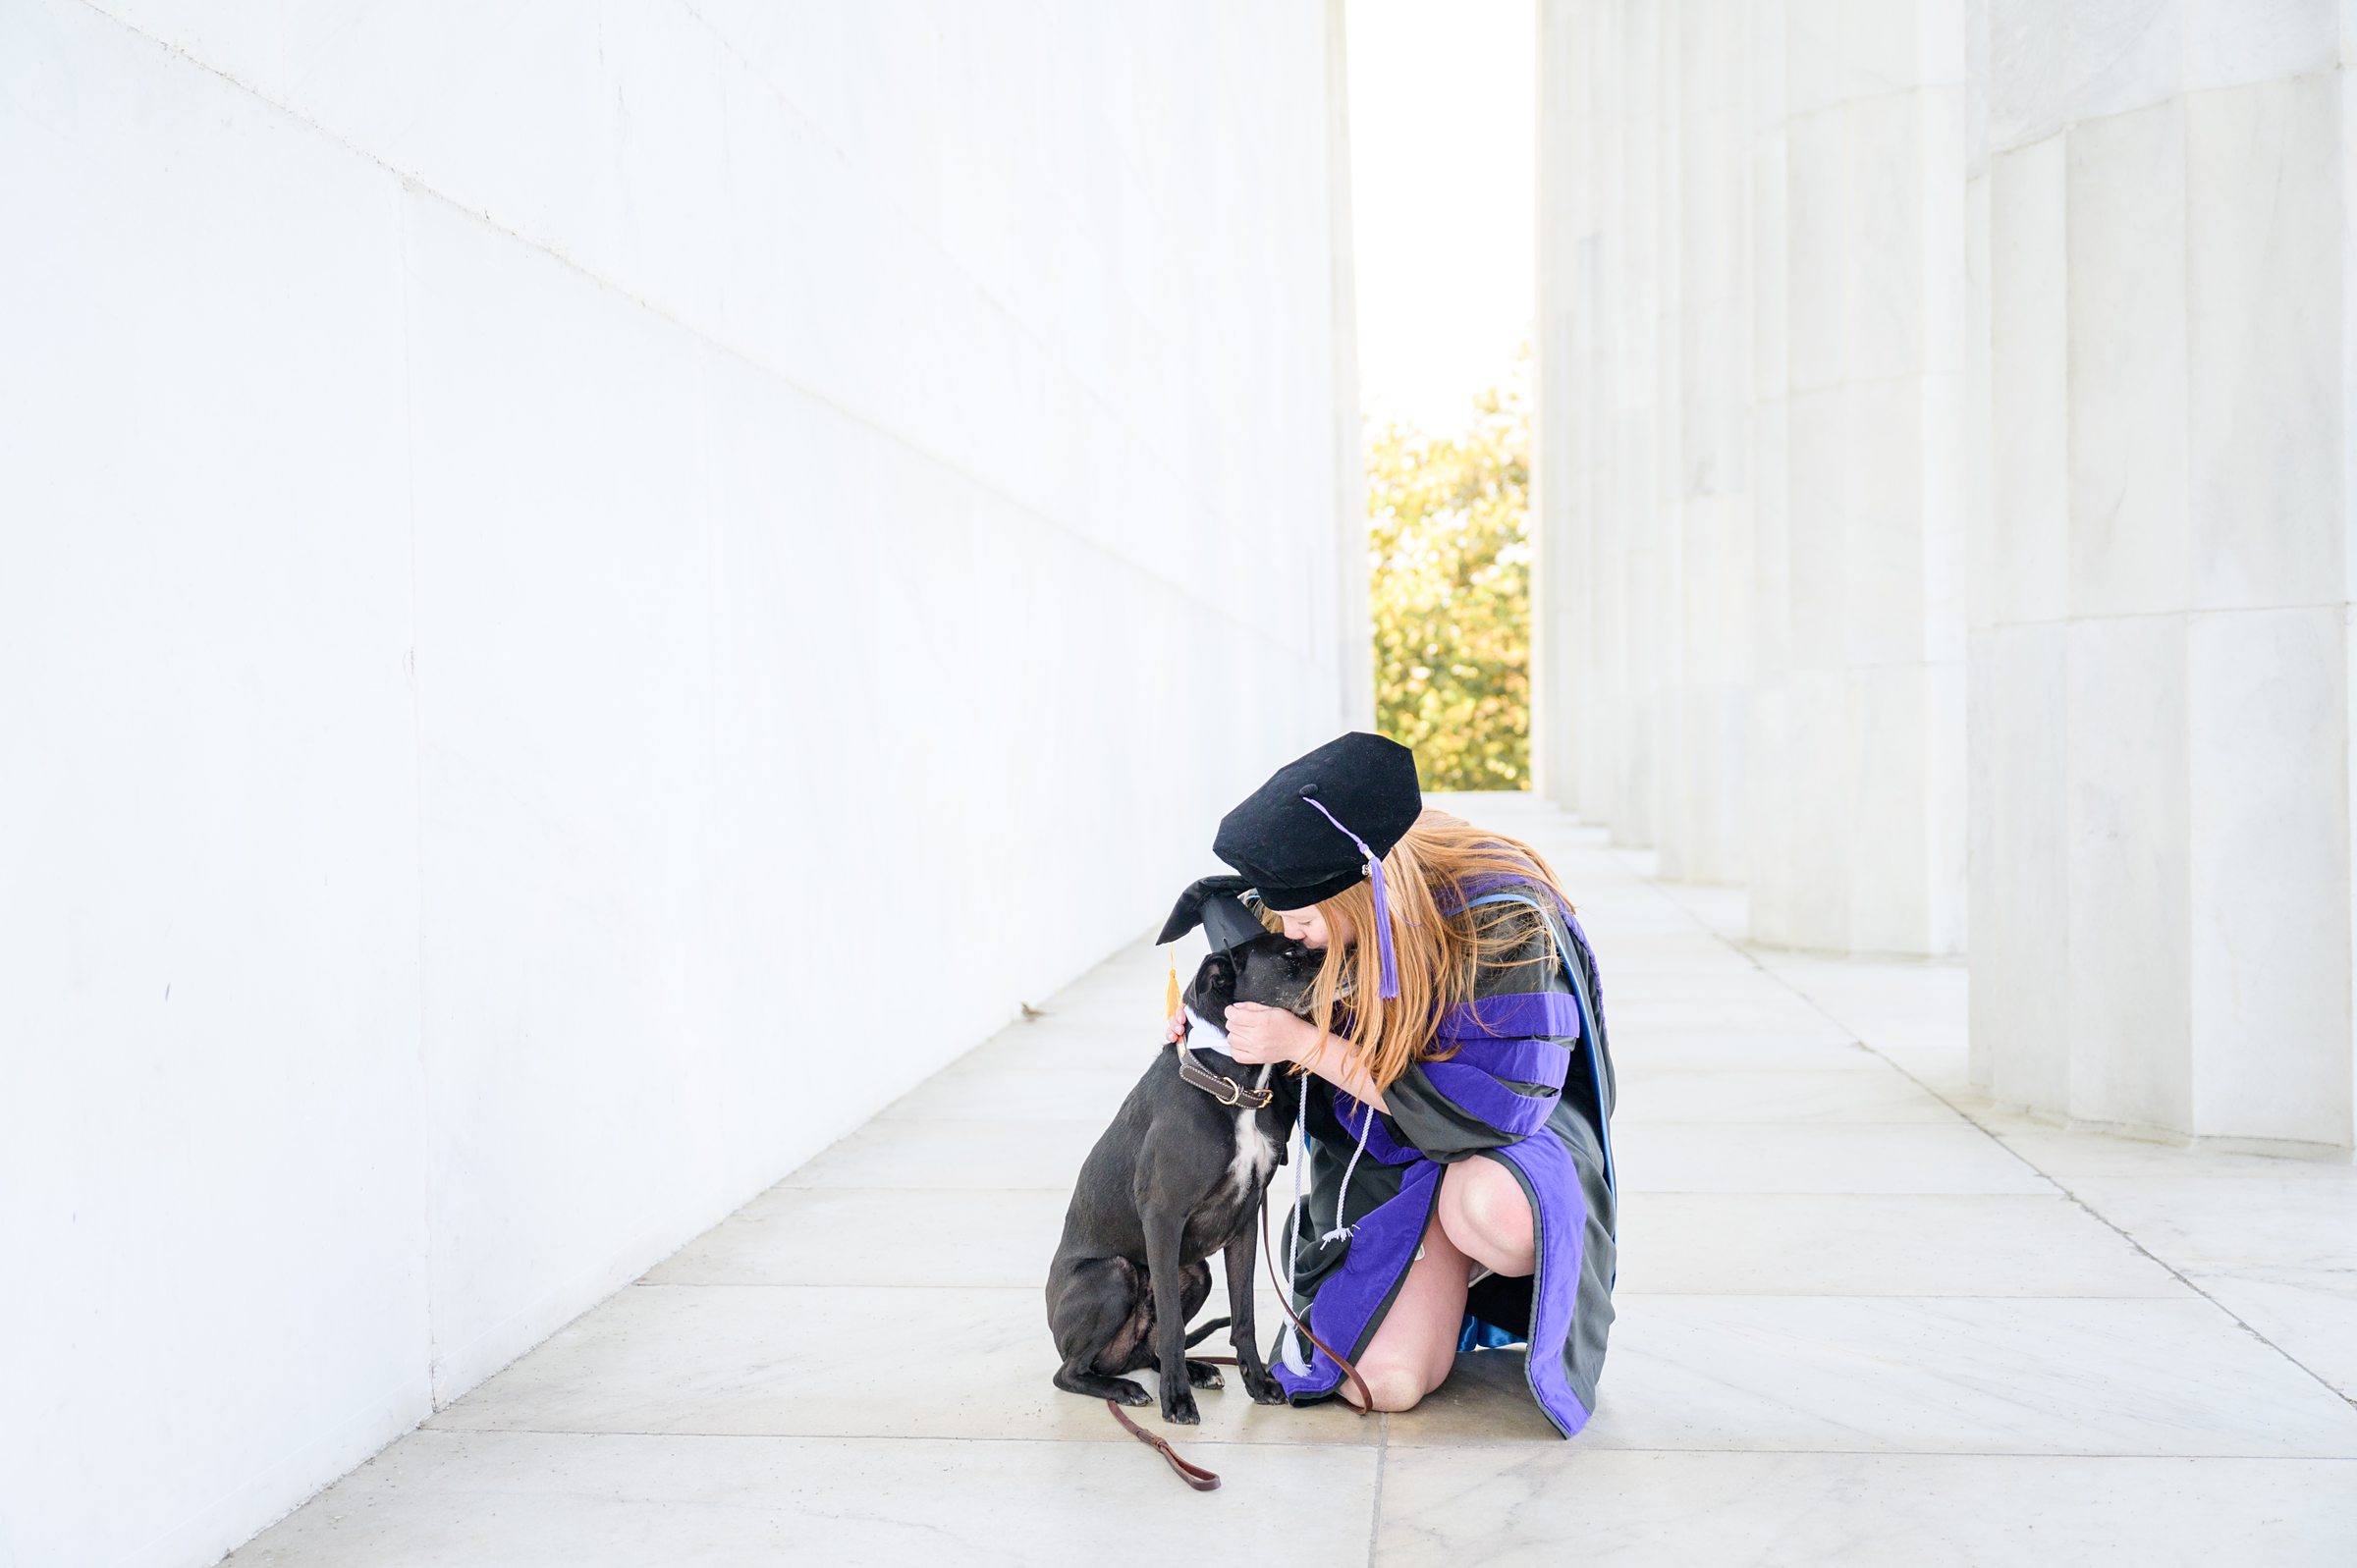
left=0, top=4, right=429, bottom=1560
left=0, top=2, right=1359, bottom=1562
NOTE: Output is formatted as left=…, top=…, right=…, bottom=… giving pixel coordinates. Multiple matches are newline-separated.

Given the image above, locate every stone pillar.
left=1657, top=0, right=1755, bottom=884
left=1646, top=3, right=1687, bottom=857
left=1327, top=0, right=1375, bottom=730
left=1968, top=2, right=2356, bottom=1147
left=1543, top=1, right=1965, bottom=943
left=1535, top=0, right=1670, bottom=847
left=1744, top=0, right=1794, bottom=934
left=1536, top=0, right=1623, bottom=834
left=1613, top=0, right=1669, bottom=846
left=1745, top=0, right=1969, bottom=953
left=1532, top=0, right=1592, bottom=813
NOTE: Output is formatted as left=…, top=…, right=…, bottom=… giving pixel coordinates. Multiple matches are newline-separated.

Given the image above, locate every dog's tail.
left=1182, top=1316, right=1231, bottom=1347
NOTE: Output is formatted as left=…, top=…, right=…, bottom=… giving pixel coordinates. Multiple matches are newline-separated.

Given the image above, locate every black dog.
left=1045, top=926, right=1319, bottom=1425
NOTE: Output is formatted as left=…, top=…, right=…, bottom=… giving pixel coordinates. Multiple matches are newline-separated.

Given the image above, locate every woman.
left=1174, top=730, right=1616, bottom=1434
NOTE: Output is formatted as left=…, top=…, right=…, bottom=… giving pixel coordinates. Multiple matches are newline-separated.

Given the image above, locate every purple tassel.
left=1300, top=794, right=1401, bottom=1000
left=1367, top=855, right=1399, bottom=999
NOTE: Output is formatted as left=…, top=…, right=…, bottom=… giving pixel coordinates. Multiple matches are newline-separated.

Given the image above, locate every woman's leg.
left=1340, top=1159, right=1540, bottom=1414
left=1341, top=1207, right=1473, bottom=1413
left=1436, top=1154, right=1537, bottom=1276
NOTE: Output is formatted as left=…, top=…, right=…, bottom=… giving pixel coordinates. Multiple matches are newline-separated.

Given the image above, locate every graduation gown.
left=1270, top=872, right=1617, bottom=1435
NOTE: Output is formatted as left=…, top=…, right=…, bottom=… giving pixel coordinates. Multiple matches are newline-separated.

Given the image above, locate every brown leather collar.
left=1175, top=1043, right=1275, bottom=1109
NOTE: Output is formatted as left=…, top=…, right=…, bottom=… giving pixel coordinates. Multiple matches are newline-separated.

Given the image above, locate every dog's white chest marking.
left=1229, top=1103, right=1278, bottom=1193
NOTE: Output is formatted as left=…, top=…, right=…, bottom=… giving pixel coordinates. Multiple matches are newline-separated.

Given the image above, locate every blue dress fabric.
left=1270, top=869, right=1617, bottom=1436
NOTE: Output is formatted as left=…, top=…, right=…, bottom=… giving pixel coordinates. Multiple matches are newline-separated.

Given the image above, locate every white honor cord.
left=1280, top=1084, right=1378, bottom=1376
left=1279, top=1112, right=1311, bottom=1373
left=1321, top=1103, right=1374, bottom=1246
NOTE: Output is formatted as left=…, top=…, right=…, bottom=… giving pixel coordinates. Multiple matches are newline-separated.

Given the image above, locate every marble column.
left=1532, top=0, right=1592, bottom=813
left=1744, top=0, right=1794, bottom=929
left=1328, top=0, right=1375, bottom=730
left=1967, top=1, right=2356, bottom=1148
left=1658, top=0, right=1755, bottom=885
left=1537, top=0, right=1664, bottom=845
left=1744, top=0, right=1970, bottom=953
left=1540, top=0, right=1960, bottom=934
left=1616, top=0, right=1670, bottom=847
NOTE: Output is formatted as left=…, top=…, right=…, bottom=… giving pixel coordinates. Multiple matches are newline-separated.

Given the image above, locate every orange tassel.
left=1164, top=946, right=1180, bottom=1022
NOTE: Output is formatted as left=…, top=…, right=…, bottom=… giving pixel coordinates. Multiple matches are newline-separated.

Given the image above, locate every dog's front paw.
left=1185, top=1359, right=1225, bottom=1390
left=1242, top=1366, right=1288, bottom=1405
left=1160, top=1385, right=1201, bottom=1425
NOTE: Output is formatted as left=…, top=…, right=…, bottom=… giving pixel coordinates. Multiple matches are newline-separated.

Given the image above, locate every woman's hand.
left=1224, top=1002, right=1321, bottom=1067
left=1166, top=1011, right=1187, bottom=1045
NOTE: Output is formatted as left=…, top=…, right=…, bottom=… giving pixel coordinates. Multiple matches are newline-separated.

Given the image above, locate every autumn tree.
left=1368, top=376, right=1531, bottom=791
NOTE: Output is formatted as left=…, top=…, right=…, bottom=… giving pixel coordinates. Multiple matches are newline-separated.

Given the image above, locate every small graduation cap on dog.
left=1155, top=875, right=1266, bottom=1020
left=1159, top=875, right=1267, bottom=953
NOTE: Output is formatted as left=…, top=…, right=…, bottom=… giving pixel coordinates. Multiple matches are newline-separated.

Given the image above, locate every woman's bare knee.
left=1440, top=1161, right=1537, bottom=1273
left=1355, top=1358, right=1430, bottom=1413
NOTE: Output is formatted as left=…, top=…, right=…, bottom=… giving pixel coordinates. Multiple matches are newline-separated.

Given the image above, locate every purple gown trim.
left=1487, top=1121, right=1590, bottom=1430
left=1438, top=1035, right=1572, bottom=1087
left=1421, top=1062, right=1559, bottom=1136
left=1436, top=991, right=1583, bottom=1041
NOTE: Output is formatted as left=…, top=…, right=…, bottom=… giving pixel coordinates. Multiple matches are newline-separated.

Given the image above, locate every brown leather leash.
left=1104, top=1398, right=1225, bottom=1490
left=1104, top=1196, right=1375, bottom=1491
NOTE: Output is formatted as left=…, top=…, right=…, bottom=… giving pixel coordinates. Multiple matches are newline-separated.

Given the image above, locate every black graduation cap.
left=1157, top=875, right=1268, bottom=954
left=1208, top=731, right=1421, bottom=998
left=1211, top=731, right=1422, bottom=910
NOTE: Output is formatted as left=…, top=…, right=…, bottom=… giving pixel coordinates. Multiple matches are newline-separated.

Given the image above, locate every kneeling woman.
left=1197, top=732, right=1616, bottom=1434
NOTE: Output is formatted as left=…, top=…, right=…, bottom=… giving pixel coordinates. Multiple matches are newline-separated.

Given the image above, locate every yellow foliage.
left=1368, top=376, right=1531, bottom=791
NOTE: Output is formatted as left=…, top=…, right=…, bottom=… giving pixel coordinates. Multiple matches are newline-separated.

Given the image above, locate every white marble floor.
left=227, top=794, right=2357, bottom=1566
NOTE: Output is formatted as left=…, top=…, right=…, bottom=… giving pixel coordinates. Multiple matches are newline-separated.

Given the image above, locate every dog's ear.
left=1186, top=950, right=1238, bottom=1011
left=1157, top=875, right=1254, bottom=946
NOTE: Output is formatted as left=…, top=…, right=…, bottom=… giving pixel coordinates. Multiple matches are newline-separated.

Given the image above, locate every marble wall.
left=1537, top=0, right=2353, bottom=1146
left=0, top=3, right=1359, bottom=1564
left=1966, top=0, right=2355, bottom=1147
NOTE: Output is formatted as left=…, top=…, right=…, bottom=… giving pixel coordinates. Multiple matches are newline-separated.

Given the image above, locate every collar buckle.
left=1177, top=1048, right=1276, bottom=1110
